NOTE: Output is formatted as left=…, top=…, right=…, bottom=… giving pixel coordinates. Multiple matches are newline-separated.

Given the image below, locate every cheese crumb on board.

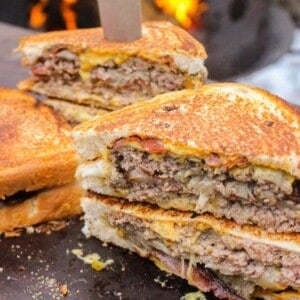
left=59, top=284, right=68, bottom=296
left=71, top=249, right=113, bottom=271
left=154, top=276, right=168, bottom=288
left=180, top=291, right=207, bottom=300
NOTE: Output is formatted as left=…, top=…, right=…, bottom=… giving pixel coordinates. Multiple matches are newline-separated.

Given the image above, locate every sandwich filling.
left=28, top=47, right=206, bottom=109
left=82, top=196, right=300, bottom=299
left=107, top=207, right=300, bottom=290
left=77, top=137, right=300, bottom=233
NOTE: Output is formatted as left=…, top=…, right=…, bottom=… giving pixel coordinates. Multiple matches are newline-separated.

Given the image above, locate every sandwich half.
left=0, top=88, right=82, bottom=232
left=82, top=195, right=300, bottom=300
left=16, top=21, right=207, bottom=110
left=73, top=83, right=300, bottom=233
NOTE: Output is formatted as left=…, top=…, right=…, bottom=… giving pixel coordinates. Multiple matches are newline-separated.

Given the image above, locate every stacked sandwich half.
left=73, top=83, right=300, bottom=299
left=16, top=21, right=207, bottom=125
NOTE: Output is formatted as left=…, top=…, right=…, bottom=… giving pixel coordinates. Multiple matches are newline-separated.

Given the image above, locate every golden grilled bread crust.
left=0, top=182, right=83, bottom=233
left=17, top=21, right=207, bottom=64
left=0, top=88, right=77, bottom=199
left=73, top=83, right=300, bottom=178
left=86, top=194, right=300, bottom=247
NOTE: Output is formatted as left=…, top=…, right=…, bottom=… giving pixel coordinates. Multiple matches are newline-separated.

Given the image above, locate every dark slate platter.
left=0, top=219, right=204, bottom=300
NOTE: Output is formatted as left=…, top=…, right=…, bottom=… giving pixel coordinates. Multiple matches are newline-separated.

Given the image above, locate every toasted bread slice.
left=73, top=83, right=300, bottom=178
left=17, top=22, right=206, bottom=64
left=0, top=88, right=77, bottom=199
left=0, top=182, right=83, bottom=233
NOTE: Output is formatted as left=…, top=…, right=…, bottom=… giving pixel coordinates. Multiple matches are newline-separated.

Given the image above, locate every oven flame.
left=29, top=0, right=77, bottom=30
left=61, top=0, right=77, bottom=29
left=29, top=0, right=48, bottom=29
left=155, top=0, right=208, bottom=28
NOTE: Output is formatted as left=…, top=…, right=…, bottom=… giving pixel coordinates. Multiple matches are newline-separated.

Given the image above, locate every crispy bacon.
left=31, top=63, right=49, bottom=76
left=112, top=136, right=167, bottom=154
left=205, top=153, right=222, bottom=167
left=49, top=45, right=67, bottom=55
left=151, top=250, right=244, bottom=300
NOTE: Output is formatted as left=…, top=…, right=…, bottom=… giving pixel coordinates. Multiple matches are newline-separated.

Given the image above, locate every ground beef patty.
left=106, top=210, right=300, bottom=290
left=108, top=147, right=300, bottom=233
left=30, top=49, right=187, bottom=104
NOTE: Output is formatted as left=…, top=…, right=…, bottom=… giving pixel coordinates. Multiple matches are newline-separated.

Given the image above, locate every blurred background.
left=0, top=0, right=299, bottom=104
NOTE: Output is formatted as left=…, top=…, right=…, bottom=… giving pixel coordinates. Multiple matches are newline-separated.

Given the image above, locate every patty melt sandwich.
left=16, top=22, right=207, bottom=110
left=82, top=195, right=300, bottom=299
left=73, top=83, right=300, bottom=233
left=0, top=88, right=82, bottom=233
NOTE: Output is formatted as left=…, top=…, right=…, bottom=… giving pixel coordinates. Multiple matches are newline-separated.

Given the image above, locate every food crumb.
left=113, top=291, right=122, bottom=299
left=3, top=221, right=69, bottom=239
left=26, top=226, right=35, bottom=234
left=154, top=276, right=168, bottom=288
left=60, top=284, right=68, bottom=296
left=71, top=249, right=113, bottom=271
left=91, top=260, right=105, bottom=271
left=18, top=265, right=25, bottom=271
left=71, top=249, right=83, bottom=257
left=35, top=220, right=68, bottom=235
left=180, top=291, right=207, bottom=300
left=4, top=229, right=22, bottom=237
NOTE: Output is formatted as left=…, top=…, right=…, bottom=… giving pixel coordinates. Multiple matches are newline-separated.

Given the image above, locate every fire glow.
left=155, top=0, right=208, bottom=28
left=29, top=0, right=208, bottom=31
left=29, top=0, right=77, bottom=30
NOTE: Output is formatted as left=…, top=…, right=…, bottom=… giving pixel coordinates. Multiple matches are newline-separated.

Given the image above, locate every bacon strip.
left=112, top=136, right=167, bottom=154
left=151, top=250, right=244, bottom=300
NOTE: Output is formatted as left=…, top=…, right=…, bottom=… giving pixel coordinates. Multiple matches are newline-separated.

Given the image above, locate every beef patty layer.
left=78, top=142, right=299, bottom=233
left=109, top=211, right=300, bottom=295
left=82, top=196, right=300, bottom=298
left=29, top=47, right=205, bottom=108
left=107, top=146, right=299, bottom=233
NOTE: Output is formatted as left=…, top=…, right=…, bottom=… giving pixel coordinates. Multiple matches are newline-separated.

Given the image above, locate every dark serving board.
left=0, top=219, right=202, bottom=300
